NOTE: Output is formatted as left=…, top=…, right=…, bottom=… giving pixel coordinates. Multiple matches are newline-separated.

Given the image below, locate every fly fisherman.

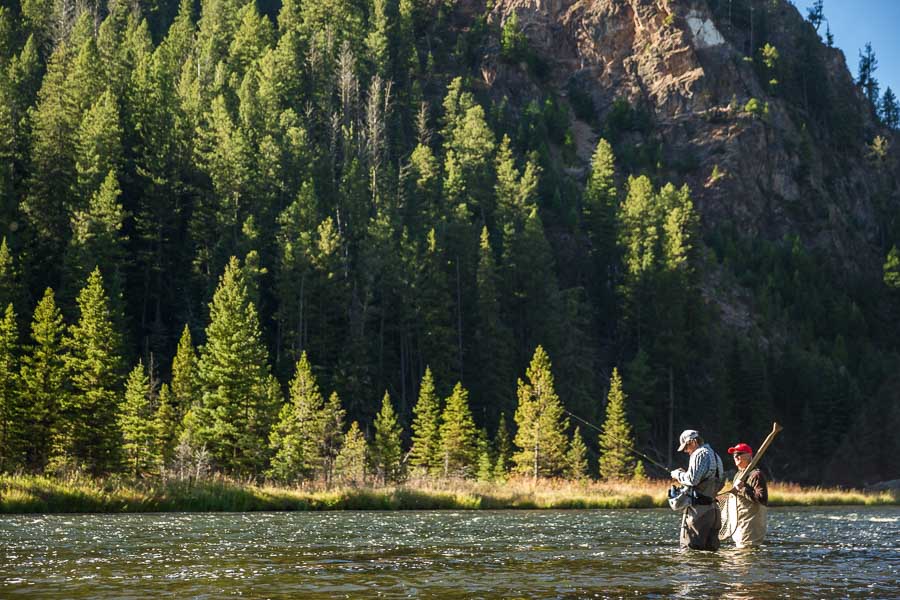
left=670, top=429, right=724, bottom=551
left=726, top=442, right=769, bottom=547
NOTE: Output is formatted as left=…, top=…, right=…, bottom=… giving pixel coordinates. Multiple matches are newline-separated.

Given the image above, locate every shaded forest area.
left=0, top=0, right=898, bottom=486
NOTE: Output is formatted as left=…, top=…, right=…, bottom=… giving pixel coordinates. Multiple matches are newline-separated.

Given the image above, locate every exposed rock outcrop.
left=481, top=0, right=897, bottom=283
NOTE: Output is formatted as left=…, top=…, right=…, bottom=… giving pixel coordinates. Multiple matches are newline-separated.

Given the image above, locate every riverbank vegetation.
left=1, top=475, right=895, bottom=514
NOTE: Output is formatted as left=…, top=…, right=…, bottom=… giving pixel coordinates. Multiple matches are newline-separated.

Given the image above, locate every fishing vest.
left=667, top=445, right=725, bottom=510
left=693, top=445, right=725, bottom=502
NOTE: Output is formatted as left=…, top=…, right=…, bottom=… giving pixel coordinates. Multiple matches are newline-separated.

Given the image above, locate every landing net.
left=718, top=493, right=737, bottom=540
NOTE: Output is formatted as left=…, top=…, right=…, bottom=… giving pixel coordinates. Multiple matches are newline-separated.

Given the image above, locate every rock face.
left=482, top=0, right=898, bottom=283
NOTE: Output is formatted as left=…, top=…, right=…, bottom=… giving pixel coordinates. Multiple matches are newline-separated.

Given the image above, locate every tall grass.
left=767, top=482, right=899, bottom=506
left=0, top=475, right=895, bottom=514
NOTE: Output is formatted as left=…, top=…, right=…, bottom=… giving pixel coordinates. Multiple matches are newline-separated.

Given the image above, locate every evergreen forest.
left=0, top=0, right=898, bottom=488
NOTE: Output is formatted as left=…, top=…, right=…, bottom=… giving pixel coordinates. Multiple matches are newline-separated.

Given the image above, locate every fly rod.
left=564, top=409, right=670, bottom=472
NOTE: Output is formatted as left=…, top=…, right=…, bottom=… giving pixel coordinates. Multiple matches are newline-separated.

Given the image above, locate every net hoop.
left=718, top=494, right=737, bottom=540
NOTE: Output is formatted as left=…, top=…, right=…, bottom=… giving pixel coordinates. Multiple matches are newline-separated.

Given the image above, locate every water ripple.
left=0, top=507, right=897, bottom=598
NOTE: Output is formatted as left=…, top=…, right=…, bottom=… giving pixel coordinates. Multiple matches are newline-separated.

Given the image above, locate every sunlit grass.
left=0, top=474, right=895, bottom=513
left=767, top=482, right=898, bottom=507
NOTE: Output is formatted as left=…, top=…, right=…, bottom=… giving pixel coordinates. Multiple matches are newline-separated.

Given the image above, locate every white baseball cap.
left=677, top=429, right=699, bottom=451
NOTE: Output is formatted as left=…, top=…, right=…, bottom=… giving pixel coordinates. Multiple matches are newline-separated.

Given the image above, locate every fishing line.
left=563, top=409, right=671, bottom=472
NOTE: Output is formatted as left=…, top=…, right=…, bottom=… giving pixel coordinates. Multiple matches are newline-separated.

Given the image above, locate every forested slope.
left=0, top=0, right=897, bottom=486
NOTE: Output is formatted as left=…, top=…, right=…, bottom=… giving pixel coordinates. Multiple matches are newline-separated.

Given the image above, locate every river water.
left=1, top=507, right=897, bottom=598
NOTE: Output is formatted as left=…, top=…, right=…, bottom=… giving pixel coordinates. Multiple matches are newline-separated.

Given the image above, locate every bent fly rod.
left=564, top=409, right=670, bottom=472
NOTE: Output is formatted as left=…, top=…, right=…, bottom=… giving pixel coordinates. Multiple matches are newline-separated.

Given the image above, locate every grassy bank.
left=0, top=475, right=896, bottom=513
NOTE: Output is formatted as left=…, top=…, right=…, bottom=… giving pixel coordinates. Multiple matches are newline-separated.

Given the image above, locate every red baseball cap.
left=728, top=443, right=753, bottom=455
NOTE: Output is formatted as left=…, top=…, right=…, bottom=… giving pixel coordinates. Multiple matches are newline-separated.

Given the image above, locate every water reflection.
left=0, top=507, right=897, bottom=598
left=718, top=548, right=761, bottom=599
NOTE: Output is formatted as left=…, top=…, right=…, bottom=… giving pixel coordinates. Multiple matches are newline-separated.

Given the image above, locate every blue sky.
left=799, top=0, right=900, bottom=100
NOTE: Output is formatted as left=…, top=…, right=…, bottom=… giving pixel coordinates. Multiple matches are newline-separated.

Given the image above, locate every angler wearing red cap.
left=727, top=442, right=769, bottom=548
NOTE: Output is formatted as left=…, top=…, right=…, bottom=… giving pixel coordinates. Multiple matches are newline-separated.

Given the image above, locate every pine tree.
left=507, top=208, right=562, bottom=366
left=500, top=12, right=528, bottom=62
left=74, top=90, right=123, bottom=203
left=0, top=238, right=17, bottom=311
left=512, top=346, right=570, bottom=480
left=20, top=0, right=55, bottom=47
left=858, top=42, right=880, bottom=108
left=61, top=268, right=124, bottom=475
left=0, top=304, right=19, bottom=471
left=194, top=256, right=273, bottom=476
left=494, top=135, right=538, bottom=231
left=273, top=184, right=315, bottom=369
left=618, top=178, right=699, bottom=396
left=441, top=78, right=496, bottom=221
left=195, top=0, right=245, bottom=92
left=18, top=288, right=65, bottom=471
left=407, top=138, right=441, bottom=220
left=553, top=287, right=598, bottom=425
left=409, top=366, right=442, bottom=474
left=65, top=170, right=128, bottom=304
left=21, top=42, right=79, bottom=270
left=125, top=24, right=192, bottom=355
left=372, top=391, right=403, bottom=484
left=95, top=0, right=131, bottom=96
left=618, top=176, right=658, bottom=345
left=171, top=325, right=198, bottom=421
left=493, top=412, right=513, bottom=480
left=228, top=2, right=275, bottom=82
left=120, top=360, right=160, bottom=476
left=154, top=383, right=179, bottom=468
left=881, top=87, right=899, bottom=129
left=192, top=95, right=255, bottom=279
left=598, top=368, right=636, bottom=480
left=438, top=382, right=478, bottom=478
left=306, top=216, right=348, bottom=374
left=476, top=428, right=494, bottom=482
left=366, top=0, right=395, bottom=77
left=623, top=347, right=657, bottom=445
left=8, top=35, right=41, bottom=115
left=0, top=7, right=12, bottom=62
left=320, top=391, right=346, bottom=485
left=278, top=0, right=303, bottom=33
left=0, top=83, right=15, bottom=230
left=416, top=230, right=458, bottom=386
left=566, top=426, right=590, bottom=481
left=583, top=138, right=618, bottom=307
left=334, top=421, right=368, bottom=485
left=68, top=24, right=106, bottom=124
left=633, top=460, right=647, bottom=481
left=806, top=0, right=824, bottom=32
left=473, top=227, right=514, bottom=425
left=268, top=351, right=326, bottom=483
left=299, top=0, right=365, bottom=57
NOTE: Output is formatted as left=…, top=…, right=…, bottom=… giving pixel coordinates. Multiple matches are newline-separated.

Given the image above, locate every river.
left=1, top=507, right=897, bottom=598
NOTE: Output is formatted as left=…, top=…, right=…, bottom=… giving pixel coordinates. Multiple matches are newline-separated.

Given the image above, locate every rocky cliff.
left=479, top=0, right=898, bottom=289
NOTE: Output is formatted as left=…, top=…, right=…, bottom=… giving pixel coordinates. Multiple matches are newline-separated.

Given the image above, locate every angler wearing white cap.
left=668, top=429, right=725, bottom=551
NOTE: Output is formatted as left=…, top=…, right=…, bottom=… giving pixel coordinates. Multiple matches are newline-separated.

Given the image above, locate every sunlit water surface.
left=1, top=507, right=897, bottom=598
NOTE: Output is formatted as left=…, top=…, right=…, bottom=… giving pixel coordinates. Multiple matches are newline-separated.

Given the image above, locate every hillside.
left=0, top=0, right=897, bottom=486
left=479, top=0, right=900, bottom=482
